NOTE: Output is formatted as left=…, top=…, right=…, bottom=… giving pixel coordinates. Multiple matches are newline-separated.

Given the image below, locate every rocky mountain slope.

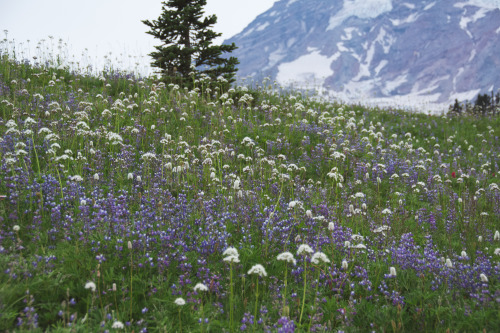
left=225, top=0, right=500, bottom=111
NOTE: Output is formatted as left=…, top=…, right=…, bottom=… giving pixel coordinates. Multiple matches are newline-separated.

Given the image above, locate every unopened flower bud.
left=445, top=258, right=453, bottom=268
left=328, top=222, right=335, bottom=231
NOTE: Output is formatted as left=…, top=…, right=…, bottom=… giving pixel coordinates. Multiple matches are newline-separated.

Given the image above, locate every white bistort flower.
left=480, top=273, right=488, bottom=283
left=112, top=321, right=124, bottom=329
left=389, top=267, right=397, bottom=277
left=223, top=255, right=240, bottom=263
left=248, top=264, right=267, bottom=277
left=222, top=247, right=239, bottom=258
left=85, top=281, right=96, bottom=292
left=351, top=234, right=364, bottom=241
left=13, top=225, right=20, bottom=232
left=71, top=175, right=83, bottom=182
left=373, top=225, right=390, bottom=233
left=174, top=297, right=186, bottom=306
left=277, top=252, right=297, bottom=265
left=311, top=252, right=330, bottom=264
left=194, top=283, right=208, bottom=292
left=141, top=152, right=157, bottom=161
left=445, top=258, right=453, bottom=268
left=297, top=244, right=313, bottom=255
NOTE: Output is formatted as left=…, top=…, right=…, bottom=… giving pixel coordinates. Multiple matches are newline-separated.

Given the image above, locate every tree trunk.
left=183, top=27, right=191, bottom=74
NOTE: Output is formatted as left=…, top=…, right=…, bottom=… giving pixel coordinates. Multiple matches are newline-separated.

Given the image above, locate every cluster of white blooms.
left=193, top=283, right=208, bottom=292
left=70, top=175, right=84, bottom=182
left=297, top=244, right=313, bottom=255
left=107, top=132, right=123, bottom=143
left=85, top=281, right=96, bottom=292
left=248, top=264, right=267, bottom=277
left=277, top=252, right=297, bottom=265
left=311, top=252, right=330, bottom=264
left=112, top=321, right=124, bottom=329
left=328, top=222, right=335, bottom=231
left=222, top=247, right=240, bottom=263
left=141, top=152, right=157, bottom=161
left=174, top=297, right=186, bottom=306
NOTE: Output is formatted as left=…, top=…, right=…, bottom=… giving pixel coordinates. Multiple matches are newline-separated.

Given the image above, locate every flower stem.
left=282, top=264, right=288, bottom=314
left=299, top=259, right=307, bottom=325
left=308, top=270, right=321, bottom=332
left=253, top=278, right=259, bottom=332
left=230, top=262, right=234, bottom=332
left=178, top=308, right=182, bottom=333
left=129, top=251, right=133, bottom=320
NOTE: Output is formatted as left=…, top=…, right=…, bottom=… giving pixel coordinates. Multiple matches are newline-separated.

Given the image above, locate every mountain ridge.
left=225, top=0, right=500, bottom=111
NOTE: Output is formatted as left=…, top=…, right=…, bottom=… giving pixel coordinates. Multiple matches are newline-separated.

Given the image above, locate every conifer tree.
left=451, top=99, right=462, bottom=114
left=475, top=93, right=491, bottom=115
left=143, top=0, right=239, bottom=86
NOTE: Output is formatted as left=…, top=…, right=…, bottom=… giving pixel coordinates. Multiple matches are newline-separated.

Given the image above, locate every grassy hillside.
left=0, top=53, right=499, bottom=332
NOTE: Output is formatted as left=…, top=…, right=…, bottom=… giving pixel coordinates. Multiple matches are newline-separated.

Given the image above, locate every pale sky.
left=0, top=0, right=278, bottom=75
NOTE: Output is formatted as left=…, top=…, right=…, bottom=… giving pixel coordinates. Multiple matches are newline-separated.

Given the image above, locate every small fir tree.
left=451, top=99, right=462, bottom=114
left=143, top=0, right=239, bottom=87
left=474, top=93, right=491, bottom=115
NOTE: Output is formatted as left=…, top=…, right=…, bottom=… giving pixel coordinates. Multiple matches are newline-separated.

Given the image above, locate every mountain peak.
left=326, top=0, right=393, bottom=31
left=226, top=0, right=500, bottom=111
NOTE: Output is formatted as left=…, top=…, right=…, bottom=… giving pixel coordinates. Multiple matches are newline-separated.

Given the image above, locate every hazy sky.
left=0, top=0, right=278, bottom=73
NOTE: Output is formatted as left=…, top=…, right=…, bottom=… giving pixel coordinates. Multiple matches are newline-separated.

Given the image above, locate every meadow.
left=0, top=45, right=499, bottom=332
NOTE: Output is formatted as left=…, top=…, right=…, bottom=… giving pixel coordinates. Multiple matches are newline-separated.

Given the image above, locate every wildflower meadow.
left=0, top=43, right=499, bottom=332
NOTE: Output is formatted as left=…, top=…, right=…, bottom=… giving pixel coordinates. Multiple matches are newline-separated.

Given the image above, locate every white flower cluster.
left=248, top=264, right=267, bottom=277
left=222, top=246, right=240, bottom=263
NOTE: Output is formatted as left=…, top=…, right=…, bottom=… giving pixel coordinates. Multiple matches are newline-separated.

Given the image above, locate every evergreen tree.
left=143, top=0, right=239, bottom=87
left=474, top=93, right=491, bottom=115
left=451, top=99, right=462, bottom=114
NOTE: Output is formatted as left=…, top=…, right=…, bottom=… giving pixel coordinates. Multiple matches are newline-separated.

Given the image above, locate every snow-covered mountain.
left=225, top=0, right=500, bottom=111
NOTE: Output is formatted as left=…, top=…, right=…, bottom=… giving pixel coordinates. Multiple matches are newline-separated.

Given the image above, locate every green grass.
left=0, top=50, right=499, bottom=332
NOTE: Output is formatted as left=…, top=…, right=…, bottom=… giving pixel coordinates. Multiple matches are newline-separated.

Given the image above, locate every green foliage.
left=143, top=0, right=239, bottom=89
left=448, top=91, right=500, bottom=116
left=0, top=53, right=499, bottom=332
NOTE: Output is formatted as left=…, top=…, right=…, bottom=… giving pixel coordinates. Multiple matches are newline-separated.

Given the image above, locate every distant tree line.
left=448, top=90, right=500, bottom=116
